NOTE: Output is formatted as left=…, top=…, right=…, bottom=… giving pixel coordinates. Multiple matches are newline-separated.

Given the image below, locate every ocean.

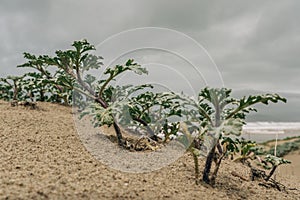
left=241, top=122, right=300, bottom=143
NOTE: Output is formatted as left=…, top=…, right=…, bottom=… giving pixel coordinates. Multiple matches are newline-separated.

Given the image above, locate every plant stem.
left=98, top=74, right=114, bottom=96
left=202, top=145, right=216, bottom=184
left=13, top=81, right=18, bottom=101
left=210, top=150, right=226, bottom=185
left=192, top=151, right=200, bottom=184
left=40, top=90, right=45, bottom=101
left=132, top=116, right=155, bottom=137
left=265, top=165, right=277, bottom=182
left=72, top=72, right=123, bottom=145
left=113, top=122, right=123, bottom=146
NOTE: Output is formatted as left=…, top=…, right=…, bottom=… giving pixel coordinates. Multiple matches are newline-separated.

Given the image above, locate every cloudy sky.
left=1, top=0, right=299, bottom=121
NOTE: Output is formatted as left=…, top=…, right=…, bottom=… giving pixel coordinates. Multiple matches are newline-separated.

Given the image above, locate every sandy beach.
left=0, top=100, right=299, bottom=199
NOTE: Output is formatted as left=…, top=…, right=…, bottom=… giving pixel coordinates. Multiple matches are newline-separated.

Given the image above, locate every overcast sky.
left=1, top=0, right=299, bottom=121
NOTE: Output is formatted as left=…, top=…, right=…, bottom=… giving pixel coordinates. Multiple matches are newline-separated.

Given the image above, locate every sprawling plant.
left=0, top=75, right=25, bottom=101
left=223, top=137, right=260, bottom=163
left=1, top=39, right=183, bottom=148
left=81, top=85, right=183, bottom=143
left=180, top=87, right=287, bottom=185
left=0, top=71, right=72, bottom=105
left=221, top=137, right=292, bottom=191
left=0, top=40, right=291, bottom=190
left=123, top=91, right=182, bottom=139
left=0, top=77, right=13, bottom=101
left=18, top=40, right=151, bottom=146
left=261, top=155, right=291, bottom=181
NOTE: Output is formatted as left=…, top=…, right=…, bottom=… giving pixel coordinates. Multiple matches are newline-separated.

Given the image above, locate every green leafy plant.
left=223, top=137, right=261, bottom=164
left=224, top=138, right=292, bottom=191
left=18, top=40, right=150, bottom=146
left=0, top=75, right=25, bottom=102
left=124, top=91, right=182, bottom=140
left=0, top=77, right=14, bottom=101
left=1, top=39, right=183, bottom=148
left=180, top=87, right=286, bottom=185
left=0, top=40, right=292, bottom=191
left=261, top=155, right=291, bottom=181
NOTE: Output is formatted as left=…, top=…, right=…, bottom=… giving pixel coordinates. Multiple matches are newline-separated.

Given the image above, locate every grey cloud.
left=0, top=0, right=299, bottom=121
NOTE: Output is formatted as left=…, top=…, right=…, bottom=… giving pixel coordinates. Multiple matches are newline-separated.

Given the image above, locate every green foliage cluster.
left=0, top=39, right=182, bottom=146
left=0, top=39, right=290, bottom=188
left=177, top=87, right=287, bottom=185
left=0, top=63, right=73, bottom=104
left=225, top=138, right=291, bottom=174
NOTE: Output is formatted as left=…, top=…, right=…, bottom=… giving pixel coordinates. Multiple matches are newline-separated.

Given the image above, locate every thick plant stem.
left=210, top=153, right=226, bottom=185
left=113, top=122, right=123, bottom=146
left=202, top=146, right=216, bottom=184
left=192, top=152, right=200, bottom=184
left=40, top=90, right=45, bottom=101
left=265, top=165, right=277, bottom=182
left=13, top=82, right=18, bottom=101
left=63, top=96, right=69, bottom=106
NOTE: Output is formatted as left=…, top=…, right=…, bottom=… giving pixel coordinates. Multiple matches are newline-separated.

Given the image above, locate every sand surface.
left=280, top=150, right=300, bottom=179
left=0, top=101, right=299, bottom=199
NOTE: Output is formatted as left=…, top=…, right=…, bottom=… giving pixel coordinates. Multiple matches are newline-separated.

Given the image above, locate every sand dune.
left=0, top=101, right=299, bottom=199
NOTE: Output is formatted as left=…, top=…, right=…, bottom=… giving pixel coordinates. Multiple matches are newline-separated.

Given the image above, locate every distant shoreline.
left=241, top=122, right=300, bottom=143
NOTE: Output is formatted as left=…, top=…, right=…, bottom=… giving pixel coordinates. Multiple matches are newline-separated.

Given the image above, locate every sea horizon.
left=241, top=122, right=300, bottom=143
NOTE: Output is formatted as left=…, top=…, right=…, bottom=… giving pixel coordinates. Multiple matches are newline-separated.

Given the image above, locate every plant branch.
left=99, top=74, right=114, bottom=97
left=132, top=116, right=155, bottom=136
left=202, top=145, right=216, bottom=184
left=210, top=149, right=227, bottom=185
left=192, top=151, right=200, bottom=184
left=265, top=165, right=277, bottom=182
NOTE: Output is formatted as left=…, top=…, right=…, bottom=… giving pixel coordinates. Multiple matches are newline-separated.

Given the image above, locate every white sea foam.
left=243, top=122, right=300, bottom=134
